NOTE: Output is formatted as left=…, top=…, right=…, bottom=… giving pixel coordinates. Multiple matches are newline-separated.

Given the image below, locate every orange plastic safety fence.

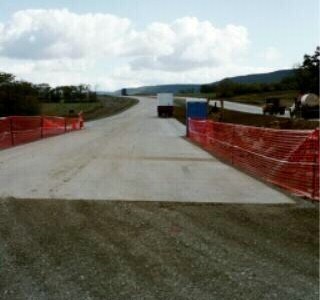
left=10, top=116, right=42, bottom=145
left=188, top=118, right=319, bottom=200
left=0, top=115, right=84, bottom=150
left=0, top=118, right=12, bottom=149
left=65, top=117, right=82, bottom=131
left=42, top=116, right=66, bottom=137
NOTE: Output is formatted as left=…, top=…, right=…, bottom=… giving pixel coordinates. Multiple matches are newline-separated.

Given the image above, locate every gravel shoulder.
left=0, top=199, right=318, bottom=300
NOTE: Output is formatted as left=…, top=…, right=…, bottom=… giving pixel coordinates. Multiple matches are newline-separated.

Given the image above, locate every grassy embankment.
left=177, top=90, right=298, bottom=107
left=41, top=95, right=138, bottom=121
left=173, top=96, right=319, bottom=130
left=227, top=90, right=298, bottom=107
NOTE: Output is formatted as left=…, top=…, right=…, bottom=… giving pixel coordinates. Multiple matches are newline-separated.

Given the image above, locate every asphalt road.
left=0, top=96, right=293, bottom=203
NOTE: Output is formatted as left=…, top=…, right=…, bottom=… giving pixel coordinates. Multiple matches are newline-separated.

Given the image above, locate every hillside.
left=114, top=84, right=201, bottom=96
left=220, top=69, right=294, bottom=85
left=112, top=69, right=294, bottom=95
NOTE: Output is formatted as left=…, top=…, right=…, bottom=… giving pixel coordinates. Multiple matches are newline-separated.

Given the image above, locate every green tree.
left=216, top=79, right=236, bottom=97
left=35, top=83, right=51, bottom=102
left=0, top=80, right=40, bottom=116
left=294, top=47, right=319, bottom=94
left=0, top=72, right=15, bottom=84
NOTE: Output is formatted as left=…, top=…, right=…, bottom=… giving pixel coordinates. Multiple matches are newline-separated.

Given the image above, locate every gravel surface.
left=0, top=199, right=318, bottom=300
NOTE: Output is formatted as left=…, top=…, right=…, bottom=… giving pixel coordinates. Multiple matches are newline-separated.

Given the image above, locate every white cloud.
left=261, top=47, right=282, bottom=62
left=0, top=9, right=132, bottom=60
left=129, top=18, right=250, bottom=71
left=0, top=9, right=271, bottom=90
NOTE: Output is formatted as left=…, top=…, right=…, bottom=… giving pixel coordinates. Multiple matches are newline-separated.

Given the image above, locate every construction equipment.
left=262, top=97, right=286, bottom=115
left=289, top=93, right=320, bottom=119
left=157, top=93, right=173, bottom=117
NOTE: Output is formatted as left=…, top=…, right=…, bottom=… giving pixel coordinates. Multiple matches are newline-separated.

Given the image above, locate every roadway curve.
left=0, top=97, right=293, bottom=203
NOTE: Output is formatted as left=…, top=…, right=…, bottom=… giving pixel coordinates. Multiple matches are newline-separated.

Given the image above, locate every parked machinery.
left=262, top=97, right=286, bottom=115
left=289, top=93, right=320, bottom=119
left=157, top=93, right=173, bottom=117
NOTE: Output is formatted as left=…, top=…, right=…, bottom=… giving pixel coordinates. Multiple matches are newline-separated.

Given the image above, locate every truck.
left=157, top=93, right=173, bottom=117
left=121, top=88, right=127, bottom=96
left=262, top=97, right=286, bottom=116
left=289, top=93, right=320, bottom=119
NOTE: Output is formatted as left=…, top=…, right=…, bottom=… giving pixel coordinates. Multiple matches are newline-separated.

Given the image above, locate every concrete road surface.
left=0, top=97, right=293, bottom=203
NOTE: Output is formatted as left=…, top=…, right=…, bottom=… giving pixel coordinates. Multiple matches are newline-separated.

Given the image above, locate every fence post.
left=40, top=116, right=44, bottom=138
left=311, top=129, right=319, bottom=199
left=220, top=100, right=224, bottom=121
left=9, top=117, right=14, bottom=146
left=186, top=117, right=190, bottom=137
left=79, top=111, right=84, bottom=129
left=231, top=124, right=235, bottom=165
left=64, top=118, right=67, bottom=133
left=205, top=121, right=210, bottom=149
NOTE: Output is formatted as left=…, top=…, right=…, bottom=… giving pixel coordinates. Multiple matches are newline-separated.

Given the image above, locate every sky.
left=0, top=0, right=318, bottom=91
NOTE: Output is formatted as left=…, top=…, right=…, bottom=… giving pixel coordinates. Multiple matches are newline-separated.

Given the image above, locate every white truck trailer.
left=157, top=93, right=174, bottom=117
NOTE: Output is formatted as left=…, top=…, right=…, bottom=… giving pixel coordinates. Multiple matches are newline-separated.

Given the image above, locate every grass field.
left=41, top=96, right=138, bottom=121
left=173, top=97, right=319, bottom=129
left=228, top=90, right=298, bottom=107
left=209, top=109, right=319, bottom=129
left=41, top=102, right=103, bottom=116
left=177, top=90, right=299, bottom=108
left=177, top=92, right=217, bottom=99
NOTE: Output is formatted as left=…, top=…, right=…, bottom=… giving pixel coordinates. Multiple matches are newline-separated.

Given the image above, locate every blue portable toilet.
left=186, top=98, right=208, bottom=136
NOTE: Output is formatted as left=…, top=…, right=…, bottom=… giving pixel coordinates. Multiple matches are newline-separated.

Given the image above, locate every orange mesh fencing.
left=10, top=116, right=42, bottom=145
left=0, top=118, right=12, bottom=149
left=188, top=118, right=319, bottom=200
left=65, top=117, right=82, bottom=131
left=0, top=115, right=84, bottom=150
left=42, top=116, right=66, bottom=137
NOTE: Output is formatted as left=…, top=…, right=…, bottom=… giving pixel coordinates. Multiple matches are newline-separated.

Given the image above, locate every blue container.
left=186, top=98, right=207, bottom=136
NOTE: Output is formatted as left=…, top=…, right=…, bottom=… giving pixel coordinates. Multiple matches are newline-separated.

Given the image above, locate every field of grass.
left=228, top=90, right=298, bottom=107
left=41, top=96, right=138, bottom=121
left=41, top=102, right=103, bottom=117
left=173, top=97, right=318, bottom=130
left=209, top=109, right=319, bottom=129
left=177, top=92, right=216, bottom=99
left=177, top=90, right=299, bottom=108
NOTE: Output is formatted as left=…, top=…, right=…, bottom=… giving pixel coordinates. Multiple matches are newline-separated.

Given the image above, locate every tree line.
left=0, top=73, right=98, bottom=116
left=200, top=47, right=319, bottom=98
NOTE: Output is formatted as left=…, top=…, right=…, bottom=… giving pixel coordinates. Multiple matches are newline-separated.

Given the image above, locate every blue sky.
left=0, top=0, right=318, bottom=90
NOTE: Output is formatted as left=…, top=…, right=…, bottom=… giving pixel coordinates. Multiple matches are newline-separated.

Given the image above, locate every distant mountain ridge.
left=113, top=84, right=201, bottom=96
left=218, top=69, right=294, bottom=85
left=112, top=69, right=294, bottom=95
